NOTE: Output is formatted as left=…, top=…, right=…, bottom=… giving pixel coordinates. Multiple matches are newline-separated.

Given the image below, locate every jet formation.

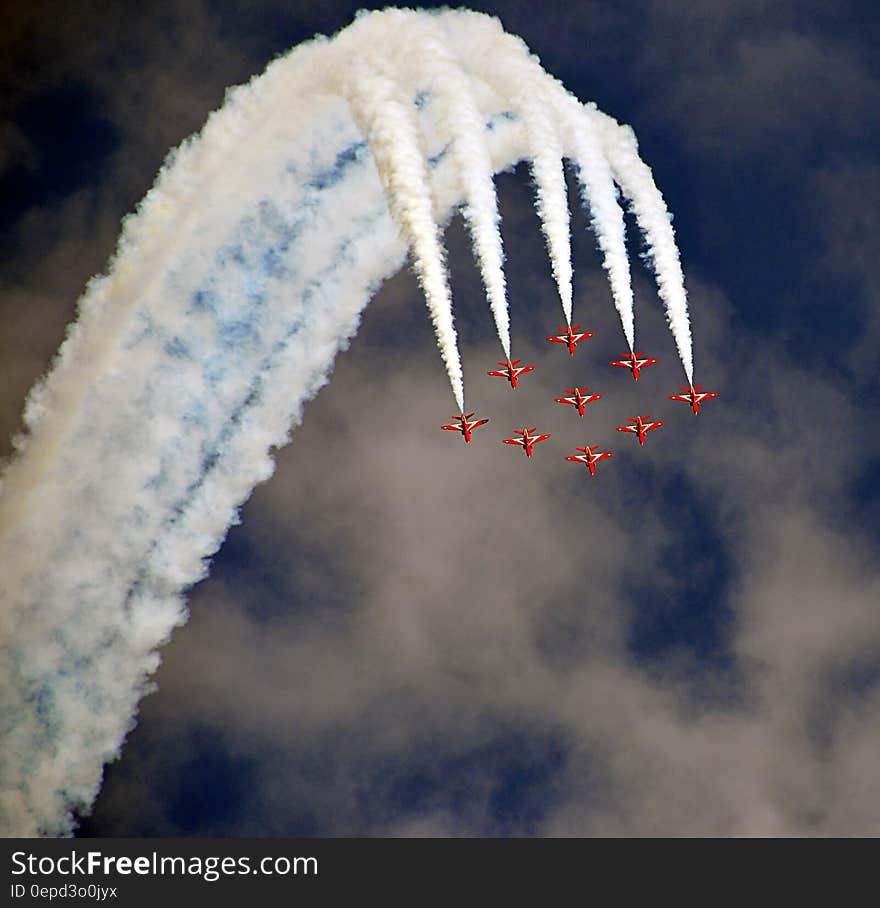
left=442, top=322, right=716, bottom=478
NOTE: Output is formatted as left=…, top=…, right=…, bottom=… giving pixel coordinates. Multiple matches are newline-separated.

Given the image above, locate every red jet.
left=616, top=415, right=664, bottom=446
left=546, top=325, right=594, bottom=356
left=487, top=359, right=536, bottom=389
left=441, top=412, right=490, bottom=443
left=669, top=385, right=718, bottom=415
left=502, top=426, right=552, bottom=458
left=609, top=351, right=658, bottom=381
left=565, top=445, right=613, bottom=476
left=554, top=386, right=602, bottom=417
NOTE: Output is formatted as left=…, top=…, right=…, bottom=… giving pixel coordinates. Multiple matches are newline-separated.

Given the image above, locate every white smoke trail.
left=457, top=18, right=574, bottom=325
left=410, top=18, right=512, bottom=360
left=0, top=86, right=410, bottom=834
left=553, top=92, right=635, bottom=352
left=343, top=52, right=465, bottom=412
left=514, top=82, right=574, bottom=327
left=588, top=106, right=694, bottom=383
left=453, top=10, right=690, bottom=369
left=0, top=8, right=694, bottom=835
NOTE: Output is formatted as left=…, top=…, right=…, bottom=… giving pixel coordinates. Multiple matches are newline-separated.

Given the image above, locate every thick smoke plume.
left=0, top=7, right=694, bottom=835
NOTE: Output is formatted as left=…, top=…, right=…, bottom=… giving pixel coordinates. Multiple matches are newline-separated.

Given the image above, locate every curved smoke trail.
left=588, top=106, right=694, bottom=381
left=461, top=23, right=575, bottom=327
left=0, top=8, right=693, bottom=835
left=414, top=24, right=513, bottom=361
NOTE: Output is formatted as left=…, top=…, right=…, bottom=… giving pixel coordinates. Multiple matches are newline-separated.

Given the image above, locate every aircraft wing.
left=512, top=365, right=536, bottom=377
left=696, top=392, right=718, bottom=403
left=441, top=424, right=460, bottom=432
left=532, top=434, right=551, bottom=445
left=503, top=438, right=525, bottom=446
left=616, top=425, right=637, bottom=434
